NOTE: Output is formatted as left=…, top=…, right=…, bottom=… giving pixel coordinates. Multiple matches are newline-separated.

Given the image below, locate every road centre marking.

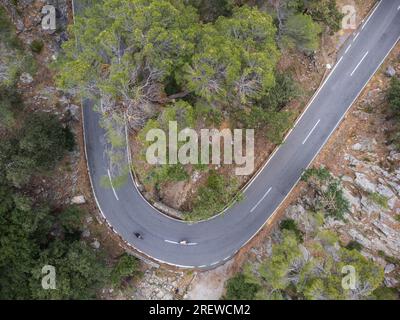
left=250, top=187, right=272, bottom=213
left=302, top=119, right=321, bottom=145
left=350, top=51, right=369, bottom=76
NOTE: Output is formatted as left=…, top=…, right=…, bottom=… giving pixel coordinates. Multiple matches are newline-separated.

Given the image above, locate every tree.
left=302, top=0, right=343, bottom=33
left=182, top=6, right=279, bottom=107
left=280, top=218, right=304, bottom=242
left=57, top=0, right=200, bottom=129
left=0, top=86, right=22, bottom=128
left=187, top=0, right=235, bottom=22
left=110, top=253, right=141, bottom=287
left=19, top=112, right=71, bottom=169
left=302, top=167, right=349, bottom=220
left=259, top=230, right=302, bottom=290
left=282, top=13, right=321, bottom=53
left=224, top=273, right=260, bottom=300
left=388, top=77, right=400, bottom=118
left=30, top=240, right=110, bottom=300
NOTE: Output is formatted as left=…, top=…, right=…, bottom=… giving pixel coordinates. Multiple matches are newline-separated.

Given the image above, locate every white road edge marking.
left=344, top=44, right=351, bottom=54
left=302, top=119, right=321, bottom=145
left=362, top=1, right=382, bottom=30
left=250, top=187, right=272, bottom=213
left=353, top=32, right=360, bottom=42
left=107, top=169, right=119, bottom=201
left=350, top=51, right=369, bottom=76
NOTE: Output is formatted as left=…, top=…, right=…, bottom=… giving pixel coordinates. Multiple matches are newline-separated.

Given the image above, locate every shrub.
left=225, top=273, right=260, bottom=300
left=369, top=192, right=389, bottom=209
left=280, top=218, right=304, bottom=242
left=110, top=254, right=141, bottom=287
left=30, top=39, right=44, bottom=54
left=345, top=240, right=363, bottom=252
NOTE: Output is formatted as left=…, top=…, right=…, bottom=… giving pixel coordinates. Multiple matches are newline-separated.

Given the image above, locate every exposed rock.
left=351, top=139, right=376, bottom=152
left=360, top=196, right=382, bottom=216
left=91, top=240, right=100, bottom=249
left=82, top=229, right=91, bottom=238
left=86, top=216, right=93, bottom=224
left=354, top=172, right=376, bottom=193
left=65, top=104, right=80, bottom=121
left=19, top=72, right=33, bottom=84
left=342, top=188, right=361, bottom=213
left=344, top=154, right=362, bottom=167
left=385, top=66, right=396, bottom=77
left=384, top=264, right=396, bottom=274
left=153, top=202, right=184, bottom=220
left=71, top=195, right=86, bottom=205
left=341, top=175, right=353, bottom=183
left=388, top=151, right=400, bottom=162
left=384, top=277, right=398, bottom=287
left=376, top=184, right=395, bottom=199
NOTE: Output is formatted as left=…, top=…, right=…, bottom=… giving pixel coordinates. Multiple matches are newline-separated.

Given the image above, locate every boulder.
left=384, top=264, right=396, bottom=274
left=385, top=66, right=396, bottom=77
left=71, top=195, right=86, bottom=205
left=91, top=240, right=100, bottom=249
left=19, top=72, right=33, bottom=84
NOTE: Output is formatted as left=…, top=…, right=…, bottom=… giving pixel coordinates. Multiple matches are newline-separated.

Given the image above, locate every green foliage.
left=259, top=230, right=302, bottom=290
left=232, top=229, right=386, bottom=300
left=387, top=77, right=400, bottom=150
left=187, top=0, right=235, bottom=22
left=147, top=164, right=189, bottom=187
left=0, top=6, right=22, bottom=49
left=302, top=167, right=331, bottom=182
left=194, top=101, right=223, bottom=126
left=0, top=112, right=74, bottom=187
left=369, top=192, right=389, bottom=210
left=0, top=7, right=36, bottom=87
left=30, top=39, right=44, bottom=54
left=387, top=77, right=400, bottom=118
left=182, top=6, right=279, bottom=106
left=372, top=286, right=399, bottom=300
left=110, top=254, right=141, bottom=288
left=302, top=167, right=349, bottom=220
left=224, top=273, right=260, bottom=300
left=19, top=113, right=70, bottom=169
left=377, top=250, right=400, bottom=266
left=282, top=13, right=322, bottom=53
left=345, top=240, right=363, bottom=252
left=188, top=170, right=239, bottom=220
left=302, top=0, right=343, bottom=33
left=57, top=0, right=199, bottom=101
left=0, top=86, right=22, bottom=128
left=261, top=73, right=300, bottom=112
left=30, top=241, right=110, bottom=300
left=280, top=218, right=304, bottom=242
left=0, top=184, right=110, bottom=299
left=58, top=206, right=84, bottom=234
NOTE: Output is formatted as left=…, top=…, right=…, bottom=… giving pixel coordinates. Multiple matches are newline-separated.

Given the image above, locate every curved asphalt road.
left=75, top=0, right=400, bottom=268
